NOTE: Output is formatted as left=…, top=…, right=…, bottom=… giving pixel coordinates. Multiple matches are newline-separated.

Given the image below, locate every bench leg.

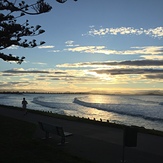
left=45, top=131, right=49, bottom=139
left=59, top=136, right=66, bottom=145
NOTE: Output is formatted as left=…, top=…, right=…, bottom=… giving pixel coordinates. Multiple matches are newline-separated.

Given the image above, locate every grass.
left=0, top=115, right=93, bottom=163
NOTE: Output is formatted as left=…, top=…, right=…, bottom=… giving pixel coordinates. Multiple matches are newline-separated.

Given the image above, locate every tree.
left=56, top=0, right=77, bottom=3
left=0, top=0, right=77, bottom=64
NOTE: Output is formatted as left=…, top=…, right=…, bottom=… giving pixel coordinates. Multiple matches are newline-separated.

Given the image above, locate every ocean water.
left=0, top=93, right=163, bottom=131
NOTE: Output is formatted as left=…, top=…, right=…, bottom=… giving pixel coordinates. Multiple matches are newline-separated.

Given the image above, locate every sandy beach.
left=0, top=105, right=163, bottom=163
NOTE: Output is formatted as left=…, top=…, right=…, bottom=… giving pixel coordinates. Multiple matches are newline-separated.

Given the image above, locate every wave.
left=32, top=96, right=57, bottom=109
left=73, top=98, right=163, bottom=123
left=128, top=96, right=159, bottom=105
left=32, top=96, right=75, bottom=111
left=159, top=102, right=163, bottom=106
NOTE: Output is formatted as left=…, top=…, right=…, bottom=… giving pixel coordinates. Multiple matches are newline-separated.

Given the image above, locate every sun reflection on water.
left=84, top=107, right=115, bottom=122
left=83, top=94, right=119, bottom=104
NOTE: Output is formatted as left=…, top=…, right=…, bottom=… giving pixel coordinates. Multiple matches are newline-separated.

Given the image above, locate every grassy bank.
left=0, top=115, right=92, bottom=163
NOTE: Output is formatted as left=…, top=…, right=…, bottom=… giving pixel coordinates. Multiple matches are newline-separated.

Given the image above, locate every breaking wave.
left=73, top=97, right=163, bottom=123
left=32, top=96, right=57, bottom=109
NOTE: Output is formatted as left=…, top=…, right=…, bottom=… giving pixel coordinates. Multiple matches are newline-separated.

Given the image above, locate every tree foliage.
left=0, top=0, right=52, bottom=64
left=0, top=0, right=77, bottom=64
left=56, top=0, right=77, bottom=3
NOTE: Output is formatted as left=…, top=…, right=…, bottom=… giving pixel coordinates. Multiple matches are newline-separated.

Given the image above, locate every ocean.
left=0, top=93, right=163, bottom=131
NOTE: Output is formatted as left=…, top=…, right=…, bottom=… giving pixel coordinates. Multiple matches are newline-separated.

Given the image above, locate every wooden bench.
left=38, top=121, right=73, bottom=145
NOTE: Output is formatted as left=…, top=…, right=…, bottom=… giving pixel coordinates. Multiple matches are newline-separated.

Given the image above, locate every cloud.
left=32, top=62, right=47, bottom=65
left=0, top=81, right=31, bottom=87
left=57, top=60, right=163, bottom=81
left=1, top=65, right=163, bottom=92
left=38, top=45, right=54, bottom=49
left=1, top=69, right=73, bottom=77
left=49, top=50, right=60, bottom=53
left=7, top=45, right=18, bottom=49
left=67, top=46, right=106, bottom=53
left=85, top=26, right=163, bottom=38
left=2, top=73, right=18, bottom=77
left=65, top=40, right=79, bottom=47
left=56, top=59, right=163, bottom=85
left=91, top=68, right=163, bottom=76
left=57, top=59, right=163, bottom=68
left=66, top=46, right=163, bottom=55
left=145, top=74, right=163, bottom=79
left=31, top=69, right=101, bottom=84
left=141, top=55, right=163, bottom=60
left=3, top=69, right=49, bottom=74
left=5, top=66, right=162, bottom=77
left=65, top=40, right=74, bottom=46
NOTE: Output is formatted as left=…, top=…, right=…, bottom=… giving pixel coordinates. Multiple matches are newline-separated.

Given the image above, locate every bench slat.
left=64, top=131, right=73, bottom=137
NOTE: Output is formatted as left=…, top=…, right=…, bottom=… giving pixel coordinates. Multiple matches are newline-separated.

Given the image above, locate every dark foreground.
left=0, top=105, right=163, bottom=163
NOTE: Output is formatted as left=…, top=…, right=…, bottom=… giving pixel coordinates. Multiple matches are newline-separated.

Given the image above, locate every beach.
left=0, top=105, right=163, bottom=163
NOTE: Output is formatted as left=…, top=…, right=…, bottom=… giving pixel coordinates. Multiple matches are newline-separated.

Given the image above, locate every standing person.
left=22, top=97, right=28, bottom=115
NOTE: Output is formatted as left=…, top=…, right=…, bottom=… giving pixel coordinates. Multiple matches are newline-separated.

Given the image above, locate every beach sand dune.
left=0, top=105, right=163, bottom=163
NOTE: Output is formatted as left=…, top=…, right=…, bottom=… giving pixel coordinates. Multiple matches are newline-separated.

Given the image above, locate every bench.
left=38, top=121, right=73, bottom=145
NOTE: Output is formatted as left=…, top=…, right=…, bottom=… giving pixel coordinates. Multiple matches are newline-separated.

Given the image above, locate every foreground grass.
left=0, top=115, right=92, bottom=163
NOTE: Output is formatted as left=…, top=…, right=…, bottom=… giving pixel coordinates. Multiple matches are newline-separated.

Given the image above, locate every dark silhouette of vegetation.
left=0, top=0, right=77, bottom=64
left=56, top=0, right=77, bottom=3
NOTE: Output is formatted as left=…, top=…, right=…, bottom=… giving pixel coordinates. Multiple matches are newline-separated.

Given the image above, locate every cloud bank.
left=67, top=46, right=163, bottom=56
left=57, top=59, right=163, bottom=68
left=91, top=68, right=163, bottom=76
left=85, top=26, right=163, bottom=38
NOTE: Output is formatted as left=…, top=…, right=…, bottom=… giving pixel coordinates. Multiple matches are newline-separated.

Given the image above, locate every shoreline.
left=1, top=91, right=163, bottom=96
left=1, top=104, right=163, bottom=137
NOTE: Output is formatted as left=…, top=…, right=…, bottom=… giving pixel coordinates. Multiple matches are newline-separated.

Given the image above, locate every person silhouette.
left=22, top=98, right=28, bottom=115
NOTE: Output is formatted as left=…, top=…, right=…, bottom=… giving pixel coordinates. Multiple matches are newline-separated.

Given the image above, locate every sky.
left=0, top=0, right=163, bottom=94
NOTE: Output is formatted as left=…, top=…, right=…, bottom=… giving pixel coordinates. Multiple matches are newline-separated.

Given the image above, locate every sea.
left=0, top=93, right=163, bottom=131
